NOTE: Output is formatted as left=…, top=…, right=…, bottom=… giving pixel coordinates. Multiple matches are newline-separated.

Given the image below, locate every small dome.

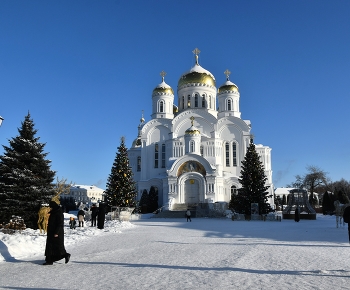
left=153, top=71, right=174, bottom=96
left=153, top=80, right=174, bottom=95
left=185, top=125, right=201, bottom=135
left=173, top=104, right=178, bottom=114
left=218, top=80, right=239, bottom=93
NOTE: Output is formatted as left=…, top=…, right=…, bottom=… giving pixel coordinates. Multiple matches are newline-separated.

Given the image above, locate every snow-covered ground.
left=0, top=213, right=349, bottom=290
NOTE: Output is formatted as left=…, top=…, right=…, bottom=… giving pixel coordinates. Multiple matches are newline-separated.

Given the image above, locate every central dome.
left=178, top=48, right=215, bottom=88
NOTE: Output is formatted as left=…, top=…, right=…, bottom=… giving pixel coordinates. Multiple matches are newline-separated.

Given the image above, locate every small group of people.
left=68, top=203, right=101, bottom=229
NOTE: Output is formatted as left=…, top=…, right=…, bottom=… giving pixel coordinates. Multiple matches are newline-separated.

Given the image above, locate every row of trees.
left=287, top=165, right=350, bottom=207
left=0, top=113, right=138, bottom=229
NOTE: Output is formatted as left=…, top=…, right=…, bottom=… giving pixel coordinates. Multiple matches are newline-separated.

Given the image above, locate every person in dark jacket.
left=43, top=197, right=71, bottom=265
left=91, top=203, right=98, bottom=227
left=97, top=202, right=105, bottom=229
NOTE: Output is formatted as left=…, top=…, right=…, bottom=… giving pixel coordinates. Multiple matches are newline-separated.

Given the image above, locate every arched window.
left=159, top=101, right=164, bottom=113
left=161, top=144, right=166, bottom=168
left=209, top=96, right=212, bottom=109
left=225, top=142, right=230, bottom=166
left=154, top=143, right=159, bottom=168
left=190, top=141, right=195, bottom=153
left=231, top=185, right=237, bottom=195
left=232, top=142, right=237, bottom=166
left=187, top=95, right=191, bottom=108
left=195, top=94, right=198, bottom=107
left=182, top=96, right=185, bottom=109
left=200, top=145, right=203, bottom=156
left=227, top=99, right=232, bottom=111
left=137, top=156, right=141, bottom=171
left=202, top=95, right=206, bottom=107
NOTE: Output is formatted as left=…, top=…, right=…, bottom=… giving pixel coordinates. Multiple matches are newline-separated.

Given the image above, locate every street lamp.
left=0, top=116, right=4, bottom=127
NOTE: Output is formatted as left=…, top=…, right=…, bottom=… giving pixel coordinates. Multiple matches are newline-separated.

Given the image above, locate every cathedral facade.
left=128, top=49, right=273, bottom=210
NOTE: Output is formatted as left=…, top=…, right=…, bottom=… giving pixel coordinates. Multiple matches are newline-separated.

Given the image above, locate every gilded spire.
left=140, top=110, right=145, bottom=123
left=190, top=116, right=195, bottom=126
left=192, top=48, right=201, bottom=65
left=224, top=69, right=231, bottom=81
left=160, top=70, right=166, bottom=82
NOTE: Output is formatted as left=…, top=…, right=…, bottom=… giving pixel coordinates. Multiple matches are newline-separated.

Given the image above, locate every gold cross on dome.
left=160, top=71, right=167, bottom=82
left=224, top=69, right=231, bottom=81
left=192, top=48, right=201, bottom=56
left=192, top=48, right=201, bottom=65
left=190, top=116, right=195, bottom=126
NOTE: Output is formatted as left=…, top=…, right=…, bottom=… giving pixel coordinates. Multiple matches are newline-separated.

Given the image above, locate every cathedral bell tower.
left=151, top=71, right=174, bottom=120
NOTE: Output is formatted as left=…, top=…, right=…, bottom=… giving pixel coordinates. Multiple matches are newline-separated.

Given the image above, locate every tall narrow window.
left=227, top=99, right=232, bottom=111
left=159, top=101, right=164, bottom=113
left=232, top=143, right=237, bottom=166
left=187, top=95, right=191, bottom=108
left=182, top=96, right=185, bottom=109
left=225, top=142, right=230, bottom=167
left=209, top=96, right=212, bottom=109
left=161, top=144, right=166, bottom=168
left=137, top=156, right=141, bottom=171
left=154, top=143, right=159, bottom=168
left=200, top=145, right=203, bottom=156
left=195, top=94, right=198, bottom=107
left=202, top=95, right=205, bottom=107
left=190, top=141, right=195, bottom=153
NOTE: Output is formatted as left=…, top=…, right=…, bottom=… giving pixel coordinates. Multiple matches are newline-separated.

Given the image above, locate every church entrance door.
left=184, top=179, right=199, bottom=204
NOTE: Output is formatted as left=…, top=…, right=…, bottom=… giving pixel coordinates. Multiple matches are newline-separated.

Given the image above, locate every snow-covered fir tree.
left=105, top=137, right=137, bottom=208
left=0, top=112, right=56, bottom=229
left=229, top=137, right=272, bottom=215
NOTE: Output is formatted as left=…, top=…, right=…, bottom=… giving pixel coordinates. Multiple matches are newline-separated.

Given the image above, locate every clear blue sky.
left=1, top=0, right=350, bottom=189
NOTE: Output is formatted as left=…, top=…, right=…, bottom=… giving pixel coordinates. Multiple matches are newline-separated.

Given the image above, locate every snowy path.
left=0, top=216, right=350, bottom=289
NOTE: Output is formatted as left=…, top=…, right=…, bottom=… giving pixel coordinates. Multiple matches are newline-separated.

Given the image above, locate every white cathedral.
left=128, top=48, right=274, bottom=210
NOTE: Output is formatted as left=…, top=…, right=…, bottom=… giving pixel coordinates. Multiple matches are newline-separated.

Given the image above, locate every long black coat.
left=45, top=205, right=67, bottom=260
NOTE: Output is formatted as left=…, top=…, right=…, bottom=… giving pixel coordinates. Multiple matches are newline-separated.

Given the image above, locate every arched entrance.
left=184, top=179, right=199, bottom=204
left=178, top=173, right=205, bottom=204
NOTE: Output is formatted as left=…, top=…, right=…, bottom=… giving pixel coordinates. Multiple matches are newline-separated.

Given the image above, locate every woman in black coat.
left=44, top=201, right=71, bottom=265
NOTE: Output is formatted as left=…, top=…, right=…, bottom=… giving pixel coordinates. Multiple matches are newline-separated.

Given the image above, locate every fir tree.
left=0, top=112, right=56, bottom=229
left=148, top=186, right=159, bottom=213
left=230, top=137, right=272, bottom=215
left=139, top=189, right=149, bottom=213
left=105, top=137, right=137, bottom=208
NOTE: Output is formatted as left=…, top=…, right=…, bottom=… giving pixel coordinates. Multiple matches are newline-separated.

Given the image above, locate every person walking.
left=77, top=209, right=85, bottom=227
left=43, top=196, right=71, bottom=265
left=91, top=203, right=98, bottom=227
left=186, top=209, right=191, bottom=222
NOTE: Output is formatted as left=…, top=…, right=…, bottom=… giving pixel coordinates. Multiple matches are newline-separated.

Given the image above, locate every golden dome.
left=185, top=126, right=200, bottom=135
left=178, top=48, right=215, bottom=88
left=173, top=104, right=178, bottom=114
left=218, top=80, right=239, bottom=93
left=185, top=116, right=200, bottom=135
left=153, top=71, right=174, bottom=95
left=218, top=69, right=239, bottom=93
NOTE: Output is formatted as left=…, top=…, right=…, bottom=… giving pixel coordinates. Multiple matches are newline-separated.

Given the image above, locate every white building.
left=61, top=185, right=104, bottom=206
left=128, top=49, right=273, bottom=210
